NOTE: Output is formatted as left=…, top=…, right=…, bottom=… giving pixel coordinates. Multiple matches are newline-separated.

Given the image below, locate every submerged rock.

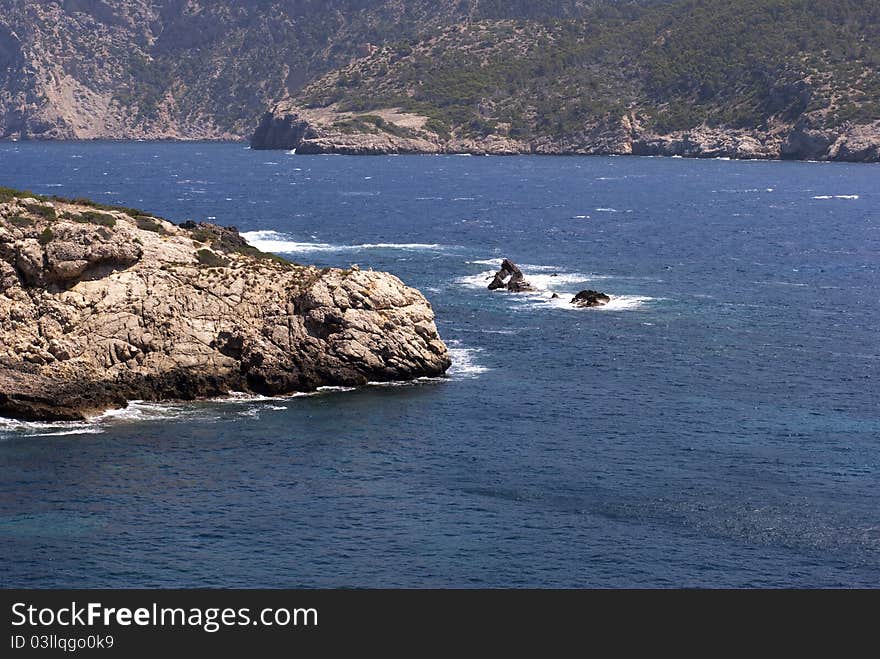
left=488, top=259, right=534, bottom=292
left=571, top=289, right=611, bottom=308
left=0, top=193, right=450, bottom=420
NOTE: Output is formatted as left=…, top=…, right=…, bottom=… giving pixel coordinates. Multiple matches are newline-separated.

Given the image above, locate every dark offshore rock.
left=571, top=289, right=611, bottom=308
left=0, top=193, right=450, bottom=420
left=488, top=259, right=535, bottom=292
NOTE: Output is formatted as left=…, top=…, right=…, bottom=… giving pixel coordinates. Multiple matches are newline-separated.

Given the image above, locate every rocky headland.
left=0, top=189, right=450, bottom=421
left=251, top=104, right=880, bottom=162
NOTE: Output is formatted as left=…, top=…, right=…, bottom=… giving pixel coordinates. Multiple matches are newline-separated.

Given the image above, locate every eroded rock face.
left=488, top=259, right=534, bottom=292
left=0, top=195, right=450, bottom=420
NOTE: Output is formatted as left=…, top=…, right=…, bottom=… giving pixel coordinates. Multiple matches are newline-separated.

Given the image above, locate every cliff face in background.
left=252, top=2, right=880, bottom=161
left=0, top=0, right=594, bottom=140
left=0, top=188, right=450, bottom=420
left=1, top=1, right=878, bottom=159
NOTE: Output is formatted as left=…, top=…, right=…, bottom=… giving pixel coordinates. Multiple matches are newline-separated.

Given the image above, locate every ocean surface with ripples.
left=1, top=142, right=878, bottom=587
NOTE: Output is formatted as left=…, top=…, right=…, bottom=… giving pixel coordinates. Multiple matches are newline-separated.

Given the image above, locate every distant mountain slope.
left=0, top=0, right=597, bottom=140
left=252, top=0, right=880, bottom=160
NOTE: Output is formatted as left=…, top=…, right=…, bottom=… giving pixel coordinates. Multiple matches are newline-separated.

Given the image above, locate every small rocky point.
left=0, top=189, right=450, bottom=421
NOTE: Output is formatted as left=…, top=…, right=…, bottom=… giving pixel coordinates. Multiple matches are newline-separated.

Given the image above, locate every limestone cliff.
left=0, top=190, right=450, bottom=420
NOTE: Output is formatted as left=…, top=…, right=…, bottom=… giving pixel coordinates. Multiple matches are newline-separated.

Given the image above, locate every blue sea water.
left=1, top=142, right=878, bottom=587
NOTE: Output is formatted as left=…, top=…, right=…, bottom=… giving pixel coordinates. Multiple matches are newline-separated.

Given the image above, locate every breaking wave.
left=241, top=230, right=448, bottom=254
left=446, top=341, right=490, bottom=377
left=458, top=262, right=655, bottom=312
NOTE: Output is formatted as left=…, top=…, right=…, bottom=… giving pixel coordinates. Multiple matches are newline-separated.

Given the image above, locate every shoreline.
left=248, top=108, right=880, bottom=163
left=2, top=138, right=879, bottom=164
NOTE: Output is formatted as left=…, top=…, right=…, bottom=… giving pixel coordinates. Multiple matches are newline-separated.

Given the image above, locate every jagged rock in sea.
left=571, top=289, right=611, bottom=308
left=487, top=259, right=534, bottom=292
left=0, top=191, right=450, bottom=421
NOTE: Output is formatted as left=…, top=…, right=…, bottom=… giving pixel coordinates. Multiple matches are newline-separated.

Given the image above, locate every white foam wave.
left=95, top=400, right=194, bottom=423
left=366, top=377, right=445, bottom=388
left=540, top=293, right=655, bottom=312
left=241, top=230, right=446, bottom=254
left=218, top=391, right=275, bottom=403
left=595, top=207, right=619, bottom=212
left=813, top=195, right=860, bottom=200
left=446, top=343, right=490, bottom=377
left=599, top=295, right=655, bottom=311
left=0, top=417, right=103, bottom=438
left=32, top=428, right=104, bottom=436
left=457, top=269, right=598, bottom=291
left=359, top=242, right=443, bottom=249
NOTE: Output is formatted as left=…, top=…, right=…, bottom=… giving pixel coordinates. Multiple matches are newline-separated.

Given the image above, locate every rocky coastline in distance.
left=251, top=105, right=880, bottom=162
left=0, top=188, right=450, bottom=421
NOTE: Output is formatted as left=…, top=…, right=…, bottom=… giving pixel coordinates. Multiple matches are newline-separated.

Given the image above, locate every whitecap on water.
left=0, top=416, right=105, bottom=438
left=445, top=341, right=490, bottom=378
left=366, top=377, right=445, bottom=388
left=359, top=242, right=444, bottom=249
left=217, top=391, right=275, bottom=403
left=240, top=230, right=448, bottom=254
left=456, top=268, right=600, bottom=291
left=95, top=400, right=196, bottom=423
left=458, top=264, right=654, bottom=313
left=537, top=293, right=656, bottom=312
left=812, top=195, right=860, bottom=200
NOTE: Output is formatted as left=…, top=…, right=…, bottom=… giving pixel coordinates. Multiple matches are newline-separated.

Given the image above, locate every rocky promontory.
left=251, top=103, right=880, bottom=162
left=0, top=189, right=450, bottom=421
